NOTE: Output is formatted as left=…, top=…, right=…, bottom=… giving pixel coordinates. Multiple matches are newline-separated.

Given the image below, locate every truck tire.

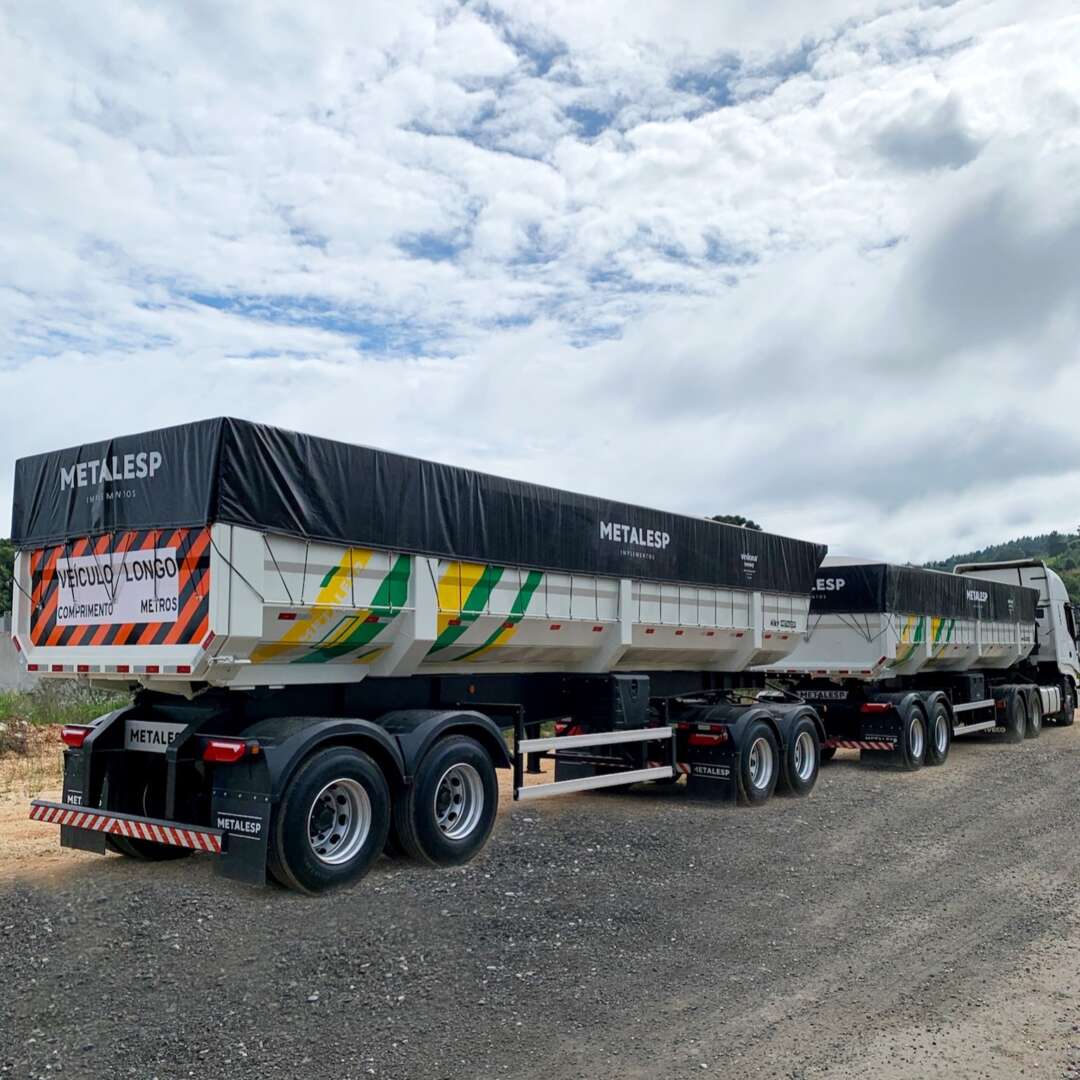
left=778, top=716, right=820, bottom=797
left=898, top=705, right=928, bottom=771
left=924, top=701, right=952, bottom=767
left=269, top=746, right=390, bottom=894
left=100, top=773, right=193, bottom=862
left=391, top=735, right=498, bottom=867
left=1002, top=690, right=1026, bottom=744
left=1060, top=681, right=1076, bottom=726
left=1025, top=691, right=1043, bottom=739
left=737, top=720, right=780, bottom=806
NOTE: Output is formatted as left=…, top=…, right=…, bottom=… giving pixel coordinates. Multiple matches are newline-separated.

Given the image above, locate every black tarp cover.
left=811, top=563, right=1037, bottom=622
left=11, top=418, right=827, bottom=594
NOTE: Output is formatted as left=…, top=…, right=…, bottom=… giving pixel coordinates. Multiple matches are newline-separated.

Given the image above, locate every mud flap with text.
left=686, top=759, right=738, bottom=803
left=212, top=790, right=272, bottom=886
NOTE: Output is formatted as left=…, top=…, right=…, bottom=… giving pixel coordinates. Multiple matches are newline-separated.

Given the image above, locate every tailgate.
left=14, top=527, right=214, bottom=678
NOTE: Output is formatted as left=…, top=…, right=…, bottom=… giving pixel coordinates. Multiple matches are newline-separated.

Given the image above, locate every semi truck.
left=12, top=418, right=829, bottom=892
left=760, top=557, right=1077, bottom=768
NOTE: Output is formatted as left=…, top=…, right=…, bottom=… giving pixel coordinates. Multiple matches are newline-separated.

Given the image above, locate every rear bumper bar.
left=29, top=799, right=224, bottom=854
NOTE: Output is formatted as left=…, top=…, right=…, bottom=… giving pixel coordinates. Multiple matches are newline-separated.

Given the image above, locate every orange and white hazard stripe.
left=29, top=801, right=222, bottom=853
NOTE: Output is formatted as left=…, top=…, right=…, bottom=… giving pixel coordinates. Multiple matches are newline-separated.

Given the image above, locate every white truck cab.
left=954, top=559, right=1080, bottom=685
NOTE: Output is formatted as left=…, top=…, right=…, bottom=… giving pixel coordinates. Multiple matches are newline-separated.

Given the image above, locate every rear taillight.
left=203, top=739, right=248, bottom=764
left=860, top=702, right=892, bottom=713
left=11, top=636, right=20, bottom=653
left=689, top=730, right=729, bottom=747
left=61, top=725, right=92, bottom=748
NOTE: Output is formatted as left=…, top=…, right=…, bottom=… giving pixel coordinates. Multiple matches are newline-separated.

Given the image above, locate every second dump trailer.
left=13, top=418, right=828, bottom=892
left=761, top=557, right=1077, bottom=768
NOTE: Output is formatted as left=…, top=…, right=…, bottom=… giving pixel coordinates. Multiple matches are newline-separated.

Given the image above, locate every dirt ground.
left=1, top=724, right=1079, bottom=1079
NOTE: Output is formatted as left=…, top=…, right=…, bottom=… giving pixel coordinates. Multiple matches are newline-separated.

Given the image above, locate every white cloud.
left=3, top=0, right=1080, bottom=566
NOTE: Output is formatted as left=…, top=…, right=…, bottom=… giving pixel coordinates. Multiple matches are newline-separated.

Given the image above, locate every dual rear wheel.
left=739, top=717, right=821, bottom=805
left=269, top=736, right=498, bottom=893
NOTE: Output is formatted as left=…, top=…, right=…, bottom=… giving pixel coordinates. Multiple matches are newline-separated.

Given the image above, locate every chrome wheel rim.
left=934, top=714, right=949, bottom=754
left=748, top=737, right=775, bottom=791
left=793, top=731, right=816, bottom=782
left=434, top=763, right=484, bottom=840
left=1032, top=701, right=1042, bottom=731
left=909, top=717, right=925, bottom=759
left=307, top=778, right=371, bottom=865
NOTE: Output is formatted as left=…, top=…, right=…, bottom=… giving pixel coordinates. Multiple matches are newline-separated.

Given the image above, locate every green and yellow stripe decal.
left=930, top=617, right=955, bottom=657
left=295, top=555, right=410, bottom=664
left=250, top=550, right=410, bottom=665
left=454, top=570, right=544, bottom=660
left=251, top=548, right=375, bottom=662
left=427, top=562, right=505, bottom=654
left=892, top=615, right=925, bottom=665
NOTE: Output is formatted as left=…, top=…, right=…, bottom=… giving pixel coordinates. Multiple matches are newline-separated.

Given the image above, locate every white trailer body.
left=764, top=557, right=1036, bottom=681
left=758, top=557, right=1073, bottom=768
left=12, top=524, right=813, bottom=693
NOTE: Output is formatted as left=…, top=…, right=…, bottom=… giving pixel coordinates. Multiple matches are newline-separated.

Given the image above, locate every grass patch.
left=0, top=684, right=130, bottom=798
left=0, top=683, right=130, bottom=755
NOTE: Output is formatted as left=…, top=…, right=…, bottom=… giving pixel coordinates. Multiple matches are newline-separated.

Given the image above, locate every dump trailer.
left=760, top=557, right=1077, bottom=769
left=11, top=418, right=827, bottom=892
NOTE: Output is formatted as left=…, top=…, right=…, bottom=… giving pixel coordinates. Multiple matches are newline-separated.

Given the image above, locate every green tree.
left=710, top=514, right=763, bottom=531
left=0, top=538, right=13, bottom=617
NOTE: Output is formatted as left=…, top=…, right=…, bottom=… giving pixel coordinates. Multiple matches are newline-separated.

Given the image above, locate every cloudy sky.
left=2, top=0, right=1079, bottom=561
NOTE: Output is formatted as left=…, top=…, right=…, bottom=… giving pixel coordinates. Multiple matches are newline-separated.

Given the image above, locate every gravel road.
left=2, top=725, right=1079, bottom=1080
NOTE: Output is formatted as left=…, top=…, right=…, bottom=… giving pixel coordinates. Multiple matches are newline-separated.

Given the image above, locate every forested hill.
left=926, top=530, right=1080, bottom=603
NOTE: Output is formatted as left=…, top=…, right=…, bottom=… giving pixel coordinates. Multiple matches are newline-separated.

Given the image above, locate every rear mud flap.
left=61, top=823, right=107, bottom=853
left=60, top=755, right=104, bottom=851
left=685, top=760, right=738, bottom=803
left=212, top=792, right=272, bottom=886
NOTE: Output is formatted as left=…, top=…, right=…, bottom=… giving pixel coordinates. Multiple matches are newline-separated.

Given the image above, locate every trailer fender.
left=1060, top=677, right=1076, bottom=726
left=993, top=685, right=1026, bottom=742
left=241, top=717, right=408, bottom=799
left=762, top=702, right=826, bottom=748
left=373, top=709, right=512, bottom=778
left=856, top=692, right=912, bottom=749
left=712, top=706, right=779, bottom=756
